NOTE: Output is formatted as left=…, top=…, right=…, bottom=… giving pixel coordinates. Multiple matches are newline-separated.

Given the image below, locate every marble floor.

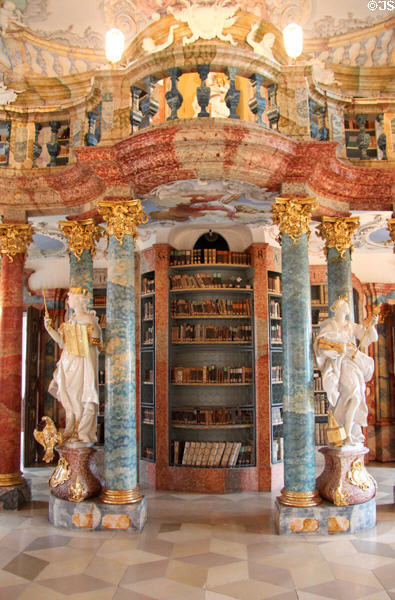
left=0, top=462, right=394, bottom=600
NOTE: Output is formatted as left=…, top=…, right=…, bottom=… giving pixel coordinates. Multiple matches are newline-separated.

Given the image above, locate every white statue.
left=192, top=72, right=229, bottom=118
left=44, top=287, right=102, bottom=444
left=308, top=57, right=338, bottom=86
left=314, top=296, right=379, bottom=446
left=168, top=0, right=240, bottom=46
left=0, top=0, right=23, bottom=33
left=246, top=23, right=278, bottom=63
left=0, top=80, right=22, bottom=105
left=142, top=24, right=178, bottom=54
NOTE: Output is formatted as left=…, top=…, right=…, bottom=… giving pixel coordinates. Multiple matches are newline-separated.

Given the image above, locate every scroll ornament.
left=272, top=197, right=317, bottom=243
left=318, top=215, right=360, bottom=257
left=59, top=218, right=104, bottom=260
left=98, top=199, right=148, bottom=244
left=0, top=223, right=33, bottom=261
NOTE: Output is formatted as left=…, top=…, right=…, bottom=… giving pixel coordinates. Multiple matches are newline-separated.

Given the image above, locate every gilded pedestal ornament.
left=272, top=197, right=317, bottom=243
left=318, top=215, right=360, bottom=258
left=98, top=199, right=148, bottom=244
left=59, top=219, right=104, bottom=261
left=0, top=223, right=33, bottom=261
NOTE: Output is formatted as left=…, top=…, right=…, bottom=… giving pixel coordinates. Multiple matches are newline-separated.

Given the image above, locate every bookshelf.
left=268, top=271, right=283, bottom=463
left=344, top=116, right=377, bottom=160
left=140, top=271, right=155, bottom=462
left=311, top=283, right=329, bottom=445
left=168, top=249, right=255, bottom=469
left=92, top=287, right=106, bottom=444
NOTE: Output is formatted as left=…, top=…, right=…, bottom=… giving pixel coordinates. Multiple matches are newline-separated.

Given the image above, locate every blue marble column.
left=102, top=233, right=142, bottom=502
left=273, top=197, right=321, bottom=507
left=70, top=251, right=93, bottom=302
left=319, top=216, right=360, bottom=319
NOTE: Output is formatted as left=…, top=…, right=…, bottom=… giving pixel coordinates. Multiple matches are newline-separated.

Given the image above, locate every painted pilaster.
left=98, top=199, right=147, bottom=504
left=0, top=224, right=32, bottom=491
left=59, top=219, right=103, bottom=302
left=272, top=197, right=321, bottom=507
left=318, top=216, right=360, bottom=318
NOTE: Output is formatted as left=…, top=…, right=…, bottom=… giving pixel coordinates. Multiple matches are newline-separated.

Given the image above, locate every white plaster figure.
left=168, top=0, right=239, bottom=46
left=0, top=80, right=21, bottom=105
left=246, top=23, right=278, bottom=63
left=142, top=24, right=178, bottom=54
left=45, top=287, right=102, bottom=444
left=0, top=0, right=22, bottom=33
left=308, top=57, right=338, bottom=86
left=314, top=296, right=378, bottom=446
left=192, top=72, right=229, bottom=118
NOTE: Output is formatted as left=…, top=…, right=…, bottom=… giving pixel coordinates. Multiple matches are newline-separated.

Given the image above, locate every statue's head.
left=68, top=286, right=90, bottom=311
left=330, top=293, right=349, bottom=315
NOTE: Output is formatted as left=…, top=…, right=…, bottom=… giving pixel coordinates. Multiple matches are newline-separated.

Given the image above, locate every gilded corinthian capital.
left=0, top=223, right=33, bottom=261
left=59, top=219, right=104, bottom=260
left=98, top=199, right=148, bottom=244
left=387, top=217, right=395, bottom=253
left=272, top=197, right=317, bottom=243
left=318, top=215, right=360, bottom=257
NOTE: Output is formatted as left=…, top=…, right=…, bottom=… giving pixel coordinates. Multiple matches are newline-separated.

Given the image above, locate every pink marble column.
left=0, top=252, right=25, bottom=485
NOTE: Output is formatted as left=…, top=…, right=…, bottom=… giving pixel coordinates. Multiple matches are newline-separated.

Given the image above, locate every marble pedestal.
left=316, top=446, right=376, bottom=506
left=50, top=443, right=101, bottom=503
left=0, top=479, right=31, bottom=510
left=49, top=494, right=147, bottom=532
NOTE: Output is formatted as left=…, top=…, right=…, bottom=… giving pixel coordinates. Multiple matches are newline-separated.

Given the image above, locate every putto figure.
left=44, top=287, right=102, bottom=444
left=314, top=295, right=379, bottom=446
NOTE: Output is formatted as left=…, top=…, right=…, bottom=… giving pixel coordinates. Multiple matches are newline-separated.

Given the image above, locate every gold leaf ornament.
left=98, top=199, right=148, bottom=244
left=272, top=197, right=317, bottom=243
left=318, top=215, right=360, bottom=257
left=59, top=218, right=104, bottom=260
left=0, top=223, right=33, bottom=261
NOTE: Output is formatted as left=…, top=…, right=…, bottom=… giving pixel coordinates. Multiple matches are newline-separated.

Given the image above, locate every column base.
left=100, top=487, right=143, bottom=504
left=278, top=488, right=322, bottom=507
left=0, top=478, right=31, bottom=510
left=316, top=445, right=376, bottom=506
left=49, top=493, right=147, bottom=532
left=275, top=496, right=376, bottom=534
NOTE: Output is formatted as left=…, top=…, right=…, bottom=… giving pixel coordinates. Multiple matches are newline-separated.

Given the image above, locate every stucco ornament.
left=0, top=80, right=22, bottom=105
left=168, top=0, right=240, bottom=46
left=246, top=23, right=278, bottom=63
left=142, top=23, right=178, bottom=53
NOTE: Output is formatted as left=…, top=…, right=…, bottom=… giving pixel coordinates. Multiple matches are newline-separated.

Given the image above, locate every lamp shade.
left=282, top=23, right=303, bottom=59
left=105, top=28, right=125, bottom=63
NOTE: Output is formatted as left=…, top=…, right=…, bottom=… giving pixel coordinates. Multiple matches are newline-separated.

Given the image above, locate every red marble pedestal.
left=50, top=444, right=102, bottom=503
left=316, top=446, right=376, bottom=506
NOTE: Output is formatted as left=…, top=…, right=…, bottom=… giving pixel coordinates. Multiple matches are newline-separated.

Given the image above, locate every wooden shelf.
left=170, top=287, right=253, bottom=293
left=172, top=382, right=251, bottom=386
left=172, top=424, right=253, bottom=430
left=171, top=314, right=251, bottom=319
left=172, top=341, right=252, bottom=345
left=169, top=263, right=251, bottom=269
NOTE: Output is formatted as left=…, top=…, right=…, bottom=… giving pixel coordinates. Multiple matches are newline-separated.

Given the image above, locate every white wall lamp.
left=105, top=28, right=125, bottom=63
left=282, top=22, right=303, bottom=59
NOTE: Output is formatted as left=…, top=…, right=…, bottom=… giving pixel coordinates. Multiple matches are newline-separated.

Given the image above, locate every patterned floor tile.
left=374, top=564, right=395, bottom=589
left=248, top=561, right=295, bottom=588
left=24, top=534, right=72, bottom=551
left=352, top=541, right=395, bottom=559
left=0, top=583, right=29, bottom=600
left=38, top=574, right=113, bottom=595
left=3, top=552, right=49, bottom=581
left=301, top=579, right=385, bottom=599
left=120, top=559, right=170, bottom=585
left=209, top=578, right=290, bottom=599
left=123, top=575, right=206, bottom=599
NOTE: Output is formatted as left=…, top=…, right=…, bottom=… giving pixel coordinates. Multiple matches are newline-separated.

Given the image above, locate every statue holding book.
left=44, top=286, right=102, bottom=445
left=314, top=295, right=379, bottom=447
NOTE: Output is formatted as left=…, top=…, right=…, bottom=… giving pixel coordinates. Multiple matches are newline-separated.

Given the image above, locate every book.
left=228, top=442, right=242, bottom=466
left=182, top=441, right=191, bottom=465
left=213, top=442, right=226, bottom=466
left=220, top=442, right=234, bottom=466
left=207, top=442, right=219, bottom=466
left=173, top=440, right=180, bottom=465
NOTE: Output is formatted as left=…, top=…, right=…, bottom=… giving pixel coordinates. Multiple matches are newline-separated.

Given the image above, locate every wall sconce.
left=105, top=28, right=125, bottom=63
left=282, top=23, right=303, bottom=59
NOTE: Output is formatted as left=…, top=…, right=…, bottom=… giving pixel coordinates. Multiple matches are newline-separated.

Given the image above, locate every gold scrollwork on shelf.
left=69, top=475, right=86, bottom=502
left=59, top=218, right=104, bottom=260
left=50, top=456, right=71, bottom=488
left=272, top=197, right=317, bottom=243
left=387, top=217, right=395, bottom=253
left=347, top=457, right=377, bottom=491
left=318, top=215, right=360, bottom=257
left=98, top=199, right=148, bottom=244
left=0, top=223, right=33, bottom=261
left=333, top=479, right=350, bottom=506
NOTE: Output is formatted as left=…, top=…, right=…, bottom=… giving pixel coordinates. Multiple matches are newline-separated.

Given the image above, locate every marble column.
left=59, top=219, right=103, bottom=302
left=98, top=199, right=147, bottom=505
left=272, top=197, right=321, bottom=507
left=318, top=216, right=360, bottom=318
left=0, top=223, right=32, bottom=508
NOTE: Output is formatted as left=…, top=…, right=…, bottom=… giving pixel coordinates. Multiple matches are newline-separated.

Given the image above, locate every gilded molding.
left=100, top=487, right=144, bottom=504
left=387, top=217, right=395, bottom=253
left=272, top=197, right=317, bottom=243
left=98, top=199, right=148, bottom=244
left=59, top=218, right=104, bottom=260
left=69, top=475, right=86, bottom=502
left=50, top=457, right=71, bottom=488
left=333, top=479, right=350, bottom=506
left=0, top=223, right=33, bottom=261
left=0, top=472, right=24, bottom=487
left=318, top=215, right=360, bottom=257
left=277, top=488, right=322, bottom=507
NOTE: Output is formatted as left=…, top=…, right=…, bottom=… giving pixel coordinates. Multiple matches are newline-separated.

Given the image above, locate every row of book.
left=142, top=276, right=155, bottom=294
left=142, top=407, right=154, bottom=424
left=315, top=421, right=328, bottom=445
left=314, top=372, right=324, bottom=391
left=170, top=249, right=251, bottom=266
left=272, top=406, right=283, bottom=426
left=142, top=446, right=154, bottom=460
left=268, top=273, right=281, bottom=293
left=142, top=299, right=154, bottom=320
left=314, top=393, right=328, bottom=415
left=271, top=365, right=283, bottom=383
left=172, top=365, right=253, bottom=384
left=269, top=299, right=281, bottom=318
left=272, top=437, right=284, bottom=461
left=170, top=273, right=251, bottom=290
left=312, top=309, right=329, bottom=325
left=93, top=295, right=106, bottom=306
left=142, top=325, right=153, bottom=345
left=143, top=368, right=154, bottom=383
left=311, top=284, right=328, bottom=305
left=172, top=440, right=253, bottom=467
left=270, top=323, right=283, bottom=343
left=171, top=324, right=252, bottom=343
left=172, top=407, right=253, bottom=426
left=98, top=313, right=106, bottom=327
left=171, top=298, right=251, bottom=317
